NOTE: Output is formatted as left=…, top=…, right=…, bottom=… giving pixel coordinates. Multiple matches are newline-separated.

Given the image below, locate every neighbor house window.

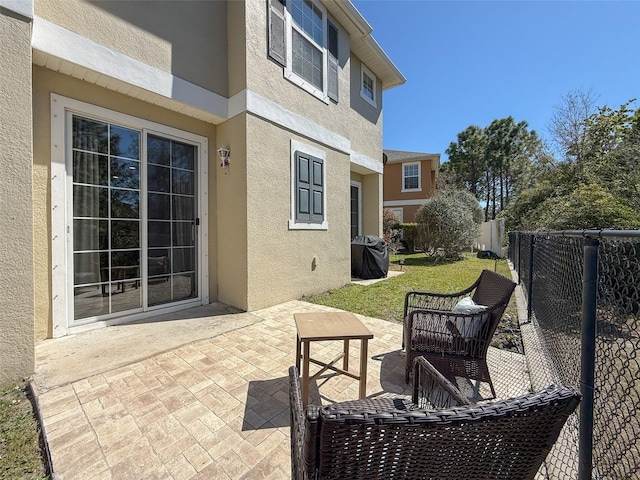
left=389, top=208, right=404, bottom=223
left=290, top=140, right=327, bottom=230
left=360, top=64, right=377, bottom=108
left=402, top=162, right=421, bottom=191
left=268, top=0, right=339, bottom=102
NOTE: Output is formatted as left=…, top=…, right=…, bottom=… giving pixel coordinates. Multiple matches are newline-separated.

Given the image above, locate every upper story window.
left=290, top=0, right=324, bottom=90
left=360, top=64, right=377, bottom=108
left=402, top=162, right=421, bottom=192
left=268, top=0, right=339, bottom=103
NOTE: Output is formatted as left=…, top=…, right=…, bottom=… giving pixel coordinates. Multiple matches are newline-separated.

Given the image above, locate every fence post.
left=579, top=237, right=598, bottom=480
left=527, top=235, right=535, bottom=321
left=517, top=233, right=522, bottom=284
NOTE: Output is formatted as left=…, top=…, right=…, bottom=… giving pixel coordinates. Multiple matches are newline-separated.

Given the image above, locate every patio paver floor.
left=34, top=300, right=530, bottom=479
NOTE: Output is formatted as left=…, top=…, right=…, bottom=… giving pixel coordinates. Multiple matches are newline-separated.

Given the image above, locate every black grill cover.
left=351, top=235, right=389, bottom=279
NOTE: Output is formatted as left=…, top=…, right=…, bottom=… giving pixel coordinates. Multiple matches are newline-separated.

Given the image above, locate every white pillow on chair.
left=451, top=297, right=488, bottom=338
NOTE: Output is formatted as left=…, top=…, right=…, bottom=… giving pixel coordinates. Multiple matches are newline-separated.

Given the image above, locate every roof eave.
left=364, top=35, right=406, bottom=90
left=323, top=0, right=406, bottom=91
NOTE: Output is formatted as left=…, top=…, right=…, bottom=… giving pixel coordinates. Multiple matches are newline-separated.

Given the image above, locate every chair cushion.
left=452, top=297, right=488, bottom=338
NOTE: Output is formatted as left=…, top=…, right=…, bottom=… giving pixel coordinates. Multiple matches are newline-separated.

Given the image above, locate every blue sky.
left=353, top=0, right=640, bottom=162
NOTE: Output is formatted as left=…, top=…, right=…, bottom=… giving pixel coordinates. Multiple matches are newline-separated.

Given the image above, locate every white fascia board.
left=364, top=35, right=406, bottom=90
left=1, top=0, right=33, bottom=19
left=335, top=1, right=405, bottom=90
left=334, top=0, right=372, bottom=36
left=32, top=16, right=228, bottom=120
left=383, top=199, right=427, bottom=207
left=351, top=151, right=383, bottom=174
left=237, top=89, right=351, bottom=154
left=228, top=89, right=247, bottom=119
left=229, top=90, right=384, bottom=171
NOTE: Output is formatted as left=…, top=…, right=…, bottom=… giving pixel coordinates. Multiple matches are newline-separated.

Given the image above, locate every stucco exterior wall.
left=348, top=54, right=383, bottom=161
left=0, top=11, right=35, bottom=381
left=32, top=66, right=217, bottom=339
left=244, top=0, right=383, bottom=163
left=399, top=205, right=421, bottom=223
left=34, top=0, right=228, bottom=96
left=349, top=171, right=382, bottom=237
left=215, top=114, right=249, bottom=310
left=244, top=115, right=351, bottom=310
left=383, top=162, right=401, bottom=200
left=227, top=0, right=247, bottom=97
left=361, top=173, right=383, bottom=237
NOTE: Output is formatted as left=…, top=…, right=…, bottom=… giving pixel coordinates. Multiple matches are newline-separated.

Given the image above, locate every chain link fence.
left=508, top=231, right=640, bottom=480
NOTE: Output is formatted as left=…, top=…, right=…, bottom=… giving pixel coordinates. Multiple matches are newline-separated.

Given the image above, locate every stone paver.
left=35, top=300, right=530, bottom=479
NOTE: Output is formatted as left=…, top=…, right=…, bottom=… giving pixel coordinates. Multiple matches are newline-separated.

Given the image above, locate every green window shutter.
left=268, top=0, right=287, bottom=67
left=327, top=21, right=339, bottom=102
left=310, top=157, right=324, bottom=223
left=296, top=153, right=311, bottom=222
left=295, top=151, right=324, bottom=223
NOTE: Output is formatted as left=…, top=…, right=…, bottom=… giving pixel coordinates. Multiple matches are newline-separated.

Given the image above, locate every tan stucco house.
left=383, top=149, right=440, bottom=223
left=0, top=0, right=405, bottom=382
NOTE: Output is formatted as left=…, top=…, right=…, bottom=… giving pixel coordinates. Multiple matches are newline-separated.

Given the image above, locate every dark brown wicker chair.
left=289, top=360, right=581, bottom=480
left=403, top=269, right=517, bottom=397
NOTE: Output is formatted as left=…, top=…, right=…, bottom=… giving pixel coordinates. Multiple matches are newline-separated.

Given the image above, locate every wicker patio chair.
left=289, top=360, right=581, bottom=480
left=403, top=269, right=517, bottom=397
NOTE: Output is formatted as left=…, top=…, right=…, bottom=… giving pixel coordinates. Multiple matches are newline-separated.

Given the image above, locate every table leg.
left=302, top=340, right=310, bottom=407
left=359, top=339, right=368, bottom=399
left=343, top=339, right=349, bottom=372
left=295, top=333, right=301, bottom=372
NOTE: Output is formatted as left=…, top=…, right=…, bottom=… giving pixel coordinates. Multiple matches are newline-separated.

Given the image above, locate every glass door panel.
left=72, top=116, right=142, bottom=321
left=350, top=184, right=360, bottom=240
left=147, top=135, right=197, bottom=306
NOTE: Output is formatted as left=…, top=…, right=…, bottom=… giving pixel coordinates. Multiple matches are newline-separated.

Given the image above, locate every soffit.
left=32, top=50, right=226, bottom=125
left=322, top=0, right=405, bottom=91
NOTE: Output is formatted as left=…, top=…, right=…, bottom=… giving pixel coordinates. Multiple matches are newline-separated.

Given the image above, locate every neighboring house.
left=0, top=0, right=405, bottom=381
left=383, top=149, right=440, bottom=222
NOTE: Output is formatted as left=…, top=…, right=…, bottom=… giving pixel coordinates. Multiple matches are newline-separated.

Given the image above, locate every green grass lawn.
left=304, top=252, right=521, bottom=351
left=0, top=383, right=49, bottom=480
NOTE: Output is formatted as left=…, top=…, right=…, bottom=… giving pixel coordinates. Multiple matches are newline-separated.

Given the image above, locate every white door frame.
left=350, top=180, right=362, bottom=238
left=50, top=94, right=209, bottom=337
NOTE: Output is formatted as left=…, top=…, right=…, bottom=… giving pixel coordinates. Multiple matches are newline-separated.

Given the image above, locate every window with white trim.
left=389, top=208, right=404, bottom=223
left=360, top=64, right=377, bottom=108
left=290, top=0, right=324, bottom=90
left=268, top=0, right=339, bottom=102
left=289, top=140, right=328, bottom=230
left=402, top=162, right=421, bottom=191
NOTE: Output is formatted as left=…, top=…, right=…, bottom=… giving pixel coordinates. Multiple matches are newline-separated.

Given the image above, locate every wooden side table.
left=294, top=312, right=374, bottom=407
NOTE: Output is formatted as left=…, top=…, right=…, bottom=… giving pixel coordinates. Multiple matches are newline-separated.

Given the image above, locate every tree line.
left=440, top=90, right=640, bottom=231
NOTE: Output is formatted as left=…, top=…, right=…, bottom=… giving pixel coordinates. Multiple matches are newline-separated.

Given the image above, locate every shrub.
left=415, top=189, right=481, bottom=259
left=400, top=223, right=418, bottom=252
left=526, top=183, right=640, bottom=230
left=383, top=209, right=403, bottom=254
left=383, top=209, right=401, bottom=236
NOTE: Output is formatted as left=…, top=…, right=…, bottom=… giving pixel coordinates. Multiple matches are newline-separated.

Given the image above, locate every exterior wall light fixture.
left=217, top=146, right=230, bottom=167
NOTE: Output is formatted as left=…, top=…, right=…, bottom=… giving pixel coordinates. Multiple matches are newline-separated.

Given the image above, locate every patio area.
left=33, top=300, right=530, bottom=480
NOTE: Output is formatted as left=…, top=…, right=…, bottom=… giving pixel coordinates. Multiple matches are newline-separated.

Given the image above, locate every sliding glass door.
left=71, top=115, right=198, bottom=324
